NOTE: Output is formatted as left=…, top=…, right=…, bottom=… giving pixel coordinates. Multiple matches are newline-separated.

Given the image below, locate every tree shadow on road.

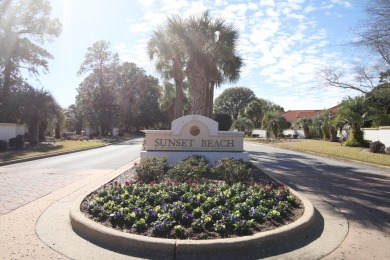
left=249, top=150, right=390, bottom=232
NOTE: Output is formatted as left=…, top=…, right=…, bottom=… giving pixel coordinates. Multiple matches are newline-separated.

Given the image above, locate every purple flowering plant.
left=85, top=156, right=300, bottom=239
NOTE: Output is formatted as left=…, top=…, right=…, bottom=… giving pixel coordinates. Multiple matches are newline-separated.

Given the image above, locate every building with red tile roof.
left=282, top=105, right=339, bottom=124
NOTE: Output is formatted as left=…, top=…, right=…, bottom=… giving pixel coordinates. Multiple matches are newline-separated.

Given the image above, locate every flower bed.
left=81, top=156, right=302, bottom=240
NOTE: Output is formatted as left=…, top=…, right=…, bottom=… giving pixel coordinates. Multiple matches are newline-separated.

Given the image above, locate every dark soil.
left=80, top=166, right=304, bottom=240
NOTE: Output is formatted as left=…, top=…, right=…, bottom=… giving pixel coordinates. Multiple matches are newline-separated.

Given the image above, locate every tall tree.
left=77, top=72, right=117, bottom=136
left=147, top=27, right=185, bottom=119
left=114, top=62, right=144, bottom=130
left=0, top=0, right=61, bottom=122
left=188, top=11, right=242, bottom=117
left=132, top=75, right=161, bottom=130
left=202, top=13, right=242, bottom=117
left=160, top=11, right=242, bottom=116
left=214, top=87, right=255, bottom=120
left=77, top=41, right=119, bottom=136
left=78, top=40, right=119, bottom=87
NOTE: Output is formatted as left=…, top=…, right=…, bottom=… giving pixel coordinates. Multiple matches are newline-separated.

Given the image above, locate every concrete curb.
left=69, top=163, right=316, bottom=259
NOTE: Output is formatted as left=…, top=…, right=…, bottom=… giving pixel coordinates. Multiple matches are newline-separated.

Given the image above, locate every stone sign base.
left=140, top=151, right=249, bottom=165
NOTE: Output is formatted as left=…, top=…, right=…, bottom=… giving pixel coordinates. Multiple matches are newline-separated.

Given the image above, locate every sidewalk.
left=0, top=161, right=128, bottom=259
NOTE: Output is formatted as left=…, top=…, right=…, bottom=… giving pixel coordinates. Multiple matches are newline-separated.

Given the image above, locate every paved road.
left=0, top=138, right=143, bottom=215
left=245, top=142, right=390, bottom=259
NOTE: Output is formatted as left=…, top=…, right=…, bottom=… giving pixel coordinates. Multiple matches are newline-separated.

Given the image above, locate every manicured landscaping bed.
left=81, top=156, right=303, bottom=240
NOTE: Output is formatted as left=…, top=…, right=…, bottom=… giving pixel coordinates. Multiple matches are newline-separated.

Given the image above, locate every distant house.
left=282, top=105, right=339, bottom=125
left=281, top=105, right=340, bottom=139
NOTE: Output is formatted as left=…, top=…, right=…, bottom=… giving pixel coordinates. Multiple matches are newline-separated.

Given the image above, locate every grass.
left=247, top=138, right=390, bottom=167
left=0, top=140, right=106, bottom=162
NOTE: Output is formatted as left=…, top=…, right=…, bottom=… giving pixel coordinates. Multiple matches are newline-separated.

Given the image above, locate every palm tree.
left=21, top=87, right=57, bottom=145
left=165, top=11, right=242, bottom=116
left=317, top=109, right=332, bottom=140
left=338, top=96, right=369, bottom=146
left=202, top=13, right=242, bottom=117
left=242, top=100, right=264, bottom=128
left=262, top=111, right=289, bottom=138
left=147, top=26, right=186, bottom=119
left=294, top=117, right=312, bottom=139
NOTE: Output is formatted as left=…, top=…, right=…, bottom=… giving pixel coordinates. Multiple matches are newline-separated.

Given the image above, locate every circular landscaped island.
left=71, top=156, right=314, bottom=259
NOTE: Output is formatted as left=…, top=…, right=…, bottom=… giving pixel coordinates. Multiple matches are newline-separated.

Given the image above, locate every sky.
left=29, top=0, right=370, bottom=111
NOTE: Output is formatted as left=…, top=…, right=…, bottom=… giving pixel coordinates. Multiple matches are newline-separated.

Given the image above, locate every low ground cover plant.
left=82, top=156, right=301, bottom=240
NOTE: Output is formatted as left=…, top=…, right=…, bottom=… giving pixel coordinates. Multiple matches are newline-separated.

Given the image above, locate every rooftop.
left=282, top=105, right=339, bottom=123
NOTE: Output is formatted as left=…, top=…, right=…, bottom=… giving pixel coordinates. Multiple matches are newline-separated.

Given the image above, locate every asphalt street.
left=245, top=142, right=390, bottom=260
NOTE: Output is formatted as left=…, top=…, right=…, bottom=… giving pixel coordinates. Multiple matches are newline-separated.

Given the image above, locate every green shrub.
left=135, top=157, right=168, bottom=182
left=344, top=138, right=370, bottom=148
left=211, top=158, right=252, bottom=185
left=385, top=147, right=390, bottom=155
left=369, top=141, right=385, bottom=154
left=167, top=155, right=210, bottom=182
left=0, top=140, right=8, bottom=152
left=8, top=135, right=24, bottom=149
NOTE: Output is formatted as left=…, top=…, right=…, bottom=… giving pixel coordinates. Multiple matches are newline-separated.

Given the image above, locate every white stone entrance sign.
left=141, top=115, right=249, bottom=165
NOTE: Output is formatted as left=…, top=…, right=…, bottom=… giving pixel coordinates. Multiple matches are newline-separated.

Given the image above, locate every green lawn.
left=0, top=140, right=105, bottom=162
left=247, top=139, right=390, bottom=167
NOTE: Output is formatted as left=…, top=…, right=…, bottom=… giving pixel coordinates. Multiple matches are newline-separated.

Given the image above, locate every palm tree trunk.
left=304, top=126, right=310, bottom=139
left=205, top=83, right=210, bottom=117
left=55, top=123, right=61, bottom=139
left=330, top=126, right=337, bottom=142
left=350, top=127, right=364, bottom=143
left=0, top=59, right=13, bottom=122
left=39, top=120, right=48, bottom=142
left=29, top=121, right=39, bottom=145
left=188, top=62, right=208, bottom=115
left=173, top=58, right=184, bottom=119
left=206, top=83, right=215, bottom=118
left=174, top=80, right=183, bottom=119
